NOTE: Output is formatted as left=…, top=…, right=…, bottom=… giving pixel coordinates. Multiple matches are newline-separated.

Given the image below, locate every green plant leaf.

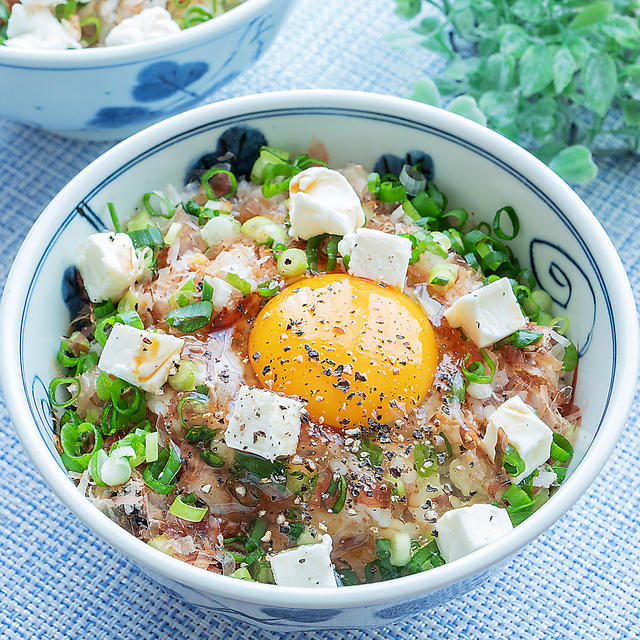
left=553, top=48, right=577, bottom=94
left=563, top=34, right=591, bottom=69
left=582, top=53, right=617, bottom=116
left=385, top=29, right=427, bottom=50
left=569, top=1, right=613, bottom=29
left=600, top=15, right=640, bottom=48
left=622, top=100, right=640, bottom=128
left=549, top=146, right=598, bottom=184
left=498, top=24, right=530, bottom=57
left=447, top=95, right=487, bottom=126
left=395, top=0, right=422, bottom=19
left=622, top=65, right=640, bottom=101
left=519, top=97, right=558, bottom=140
left=408, top=77, right=442, bottom=107
left=511, top=0, right=546, bottom=22
left=479, top=90, right=518, bottom=125
left=416, top=17, right=455, bottom=58
left=519, top=44, right=554, bottom=97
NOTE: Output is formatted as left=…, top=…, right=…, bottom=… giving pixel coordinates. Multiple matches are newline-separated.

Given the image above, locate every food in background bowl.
left=0, top=0, right=244, bottom=49
left=48, top=133, right=581, bottom=587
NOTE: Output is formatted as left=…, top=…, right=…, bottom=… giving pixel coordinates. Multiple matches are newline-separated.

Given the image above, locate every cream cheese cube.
left=270, top=535, right=337, bottom=588
left=481, top=395, right=553, bottom=484
left=224, top=386, right=305, bottom=461
left=435, top=504, right=513, bottom=563
left=443, top=277, right=525, bottom=347
left=104, top=7, right=180, bottom=46
left=98, top=323, right=184, bottom=394
left=338, top=228, right=412, bottom=289
left=288, top=167, right=365, bottom=240
left=77, top=232, right=144, bottom=303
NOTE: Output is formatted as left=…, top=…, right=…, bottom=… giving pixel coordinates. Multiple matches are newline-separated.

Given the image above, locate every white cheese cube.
left=77, top=232, right=144, bottom=303
left=443, top=277, right=525, bottom=348
left=270, top=535, right=337, bottom=588
left=200, top=214, right=241, bottom=247
left=224, top=386, right=304, bottom=460
left=104, top=7, right=180, bottom=47
left=5, top=5, right=82, bottom=50
left=98, top=323, right=184, bottom=394
left=481, top=395, right=553, bottom=484
left=289, top=167, right=365, bottom=240
left=338, top=228, right=412, bottom=289
left=435, top=504, right=513, bottom=563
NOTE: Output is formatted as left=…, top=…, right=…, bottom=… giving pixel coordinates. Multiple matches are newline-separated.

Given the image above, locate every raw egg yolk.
left=248, top=274, right=438, bottom=429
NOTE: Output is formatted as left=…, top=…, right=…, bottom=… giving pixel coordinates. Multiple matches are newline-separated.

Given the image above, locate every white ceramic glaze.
left=1, top=91, right=637, bottom=631
left=0, top=0, right=293, bottom=140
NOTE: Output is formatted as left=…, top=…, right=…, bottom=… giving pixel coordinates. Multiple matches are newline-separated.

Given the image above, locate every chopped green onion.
left=145, top=432, right=159, bottom=463
left=461, top=349, right=496, bottom=384
left=48, top=377, right=81, bottom=409
left=414, top=441, right=438, bottom=477
left=200, top=450, right=225, bottom=468
left=94, top=300, right=115, bottom=319
left=168, top=359, right=197, bottom=392
left=367, top=172, right=381, bottom=194
left=96, top=372, right=113, bottom=401
left=169, top=494, right=208, bottom=522
left=552, top=465, right=568, bottom=483
left=184, top=426, right=218, bottom=444
left=551, top=315, right=570, bottom=334
left=143, top=446, right=181, bottom=494
left=90, top=445, right=135, bottom=486
left=241, top=216, right=287, bottom=247
left=342, top=254, right=350, bottom=269
left=230, top=567, right=254, bottom=581
left=561, top=341, right=578, bottom=371
left=428, top=263, right=458, bottom=290
left=326, top=235, right=340, bottom=271
left=257, top=281, right=279, bottom=297
left=503, top=444, right=526, bottom=477
left=60, top=421, right=103, bottom=472
left=495, top=330, right=543, bottom=350
left=107, top=202, right=121, bottom=233
left=325, top=474, right=347, bottom=514
left=201, top=168, right=237, bottom=200
left=127, top=227, right=164, bottom=249
left=286, top=463, right=318, bottom=502
left=305, top=234, right=326, bottom=272
left=143, top=192, right=175, bottom=219
left=357, top=438, right=384, bottom=467
left=166, top=301, right=213, bottom=332
left=406, top=539, right=444, bottom=573
left=79, top=16, right=101, bottom=45
left=201, top=276, right=214, bottom=303
left=492, top=206, right=520, bottom=241
left=337, top=568, right=359, bottom=586
left=550, top=432, right=573, bottom=462
left=378, top=181, right=407, bottom=203
left=502, top=484, right=543, bottom=526
left=411, top=191, right=442, bottom=218
left=110, top=378, right=144, bottom=416
left=389, top=532, right=412, bottom=567
left=278, top=248, right=308, bottom=277
left=183, top=5, right=213, bottom=27
left=177, top=392, right=209, bottom=428
left=225, top=272, right=252, bottom=296
left=164, top=222, right=183, bottom=246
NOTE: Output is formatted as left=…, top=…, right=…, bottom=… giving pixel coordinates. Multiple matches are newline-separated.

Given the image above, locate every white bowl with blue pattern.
left=1, top=91, right=638, bottom=631
left=0, top=0, right=292, bottom=140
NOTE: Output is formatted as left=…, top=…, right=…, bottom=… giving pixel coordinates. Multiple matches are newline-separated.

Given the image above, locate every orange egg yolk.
left=248, top=274, right=438, bottom=429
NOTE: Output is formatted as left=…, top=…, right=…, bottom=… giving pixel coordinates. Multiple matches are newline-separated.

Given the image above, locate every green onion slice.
left=166, top=301, right=213, bottom=333
left=107, top=202, right=121, bottom=233
left=128, top=226, right=164, bottom=249
left=169, top=494, right=208, bottom=522
left=257, top=281, right=279, bottom=297
left=143, top=192, right=175, bottom=219
left=461, top=349, right=496, bottom=384
left=60, top=421, right=104, bottom=472
left=495, top=330, right=543, bottom=350
left=200, top=450, right=225, bottom=468
left=325, top=474, right=347, bottom=514
left=562, top=341, right=578, bottom=372
left=48, top=377, right=81, bottom=409
left=492, top=206, right=520, bottom=241
left=143, top=446, right=181, bottom=494
left=79, top=16, right=101, bottom=45
left=550, top=432, right=573, bottom=462
left=414, top=442, right=438, bottom=477
left=201, top=168, right=238, bottom=200
left=177, top=392, right=209, bottom=428
left=225, top=272, right=252, bottom=296
left=357, top=438, right=384, bottom=467
left=110, top=378, right=144, bottom=417
left=503, top=444, right=526, bottom=477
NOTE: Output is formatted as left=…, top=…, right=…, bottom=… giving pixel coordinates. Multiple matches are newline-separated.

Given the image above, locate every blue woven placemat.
left=1, top=1, right=639, bottom=638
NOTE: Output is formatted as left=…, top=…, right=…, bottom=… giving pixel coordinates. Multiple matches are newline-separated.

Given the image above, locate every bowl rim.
left=0, top=0, right=280, bottom=68
left=1, top=89, right=638, bottom=611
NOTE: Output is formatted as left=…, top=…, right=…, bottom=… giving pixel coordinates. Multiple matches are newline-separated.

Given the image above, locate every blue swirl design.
left=87, top=12, right=277, bottom=129
left=30, top=376, right=64, bottom=468
left=530, top=239, right=596, bottom=356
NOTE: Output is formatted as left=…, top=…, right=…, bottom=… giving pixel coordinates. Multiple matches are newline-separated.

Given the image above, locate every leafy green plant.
left=390, top=0, right=640, bottom=184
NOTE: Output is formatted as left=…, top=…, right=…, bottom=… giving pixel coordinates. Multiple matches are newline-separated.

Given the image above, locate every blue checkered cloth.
left=1, top=1, right=639, bottom=638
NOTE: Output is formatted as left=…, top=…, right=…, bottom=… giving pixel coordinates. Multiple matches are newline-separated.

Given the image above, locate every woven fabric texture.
left=0, top=1, right=639, bottom=638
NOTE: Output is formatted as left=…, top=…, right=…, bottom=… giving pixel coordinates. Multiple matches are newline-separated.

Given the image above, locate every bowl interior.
left=19, top=105, right=615, bottom=477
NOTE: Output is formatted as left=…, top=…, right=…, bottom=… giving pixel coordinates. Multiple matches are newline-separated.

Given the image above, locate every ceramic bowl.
left=1, top=90, right=637, bottom=631
left=0, top=0, right=292, bottom=140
